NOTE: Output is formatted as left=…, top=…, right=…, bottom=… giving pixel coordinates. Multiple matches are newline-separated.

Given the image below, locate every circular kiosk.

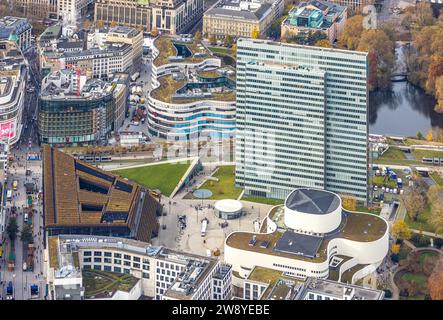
left=214, top=199, right=243, bottom=220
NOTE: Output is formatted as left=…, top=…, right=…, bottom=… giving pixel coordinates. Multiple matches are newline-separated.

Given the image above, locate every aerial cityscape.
left=0, top=0, right=442, bottom=305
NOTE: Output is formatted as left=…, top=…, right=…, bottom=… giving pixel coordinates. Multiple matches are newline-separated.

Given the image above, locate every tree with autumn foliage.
left=251, top=26, right=260, bottom=39
left=367, top=51, right=378, bottom=91
left=338, top=15, right=364, bottom=50
left=426, top=129, right=434, bottom=141
left=96, top=20, right=105, bottom=29
left=151, top=27, right=159, bottom=37
left=341, top=194, right=357, bottom=211
left=209, top=34, right=217, bottom=46
left=82, top=19, right=92, bottom=30
left=315, top=39, right=331, bottom=48
left=428, top=257, right=443, bottom=300
left=357, top=29, right=395, bottom=90
left=430, top=200, right=443, bottom=235
left=391, top=244, right=401, bottom=254
left=401, top=184, right=427, bottom=221
left=392, top=220, right=412, bottom=240
left=231, top=44, right=237, bottom=58
left=110, top=21, right=118, bottom=28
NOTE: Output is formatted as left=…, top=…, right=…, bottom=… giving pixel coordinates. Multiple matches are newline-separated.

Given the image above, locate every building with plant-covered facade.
left=38, top=69, right=127, bottom=146
left=148, top=35, right=236, bottom=141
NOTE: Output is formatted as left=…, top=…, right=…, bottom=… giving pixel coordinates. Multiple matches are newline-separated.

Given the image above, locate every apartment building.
left=94, top=0, right=204, bottom=34
left=203, top=0, right=284, bottom=39
left=235, top=38, right=368, bottom=202
left=47, top=235, right=232, bottom=300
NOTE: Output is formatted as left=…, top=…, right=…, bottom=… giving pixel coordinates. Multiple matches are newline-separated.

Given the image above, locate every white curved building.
left=225, top=188, right=389, bottom=284
left=0, top=40, right=27, bottom=145
left=148, top=36, right=236, bottom=140
left=215, top=199, right=243, bottom=220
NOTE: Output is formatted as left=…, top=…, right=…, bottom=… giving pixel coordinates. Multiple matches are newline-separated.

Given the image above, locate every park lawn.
left=419, top=251, right=438, bottom=267
left=112, top=161, right=190, bottom=197
left=241, top=196, right=284, bottom=206
left=198, top=165, right=242, bottom=200
left=371, top=175, right=397, bottom=189
left=401, top=272, right=428, bottom=287
left=404, top=203, right=436, bottom=233
left=412, top=149, right=443, bottom=160
left=430, top=172, right=443, bottom=186
left=378, top=147, right=407, bottom=161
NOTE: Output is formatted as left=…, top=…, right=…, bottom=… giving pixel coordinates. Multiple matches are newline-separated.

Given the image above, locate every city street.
left=1, top=44, right=45, bottom=300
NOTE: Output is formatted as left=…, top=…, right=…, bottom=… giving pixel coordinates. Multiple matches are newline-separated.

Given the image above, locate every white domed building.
left=225, top=188, right=389, bottom=284
left=215, top=199, right=243, bottom=220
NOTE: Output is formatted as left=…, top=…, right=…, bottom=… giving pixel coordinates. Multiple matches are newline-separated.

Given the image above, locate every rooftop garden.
left=153, top=36, right=210, bottom=67
left=83, top=270, right=139, bottom=299
left=48, top=236, right=59, bottom=269
left=112, top=161, right=191, bottom=197
left=150, top=74, right=236, bottom=104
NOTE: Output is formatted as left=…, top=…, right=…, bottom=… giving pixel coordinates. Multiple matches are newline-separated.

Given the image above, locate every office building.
left=47, top=235, right=232, bottom=300
left=94, top=0, right=204, bottom=34
left=203, top=0, right=284, bottom=39
left=0, top=40, right=28, bottom=146
left=11, top=0, right=58, bottom=20
left=225, top=188, right=388, bottom=283
left=38, top=69, right=127, bottom=145
left=281, top=0, right=347, bottom=43
left=42, top=146, right=161, bottom=241
left=148, top=36, right=236, bottom=140
left=58, top=0, right=94, bottom=25
left=0, top=16, right=32, bottom=52
left=235, top=38, right=368, bottom=202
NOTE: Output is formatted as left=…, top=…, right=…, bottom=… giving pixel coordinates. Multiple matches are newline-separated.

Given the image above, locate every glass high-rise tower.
left=235, top=38, right=368, bottom=203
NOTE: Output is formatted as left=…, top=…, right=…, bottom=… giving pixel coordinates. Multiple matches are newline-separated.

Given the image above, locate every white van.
left=24, top=213, right=29, bottom=223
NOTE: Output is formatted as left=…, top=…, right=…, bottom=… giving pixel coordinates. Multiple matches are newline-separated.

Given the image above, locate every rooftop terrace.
left=153, top=36, right=211, bottom=67
left=226, top=207, right=387, bottom=262
left=83, top=270, right=139, bottom=299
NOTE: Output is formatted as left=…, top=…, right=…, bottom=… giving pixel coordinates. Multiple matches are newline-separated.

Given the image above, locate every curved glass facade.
left=38, top=94, right=115, bottom=145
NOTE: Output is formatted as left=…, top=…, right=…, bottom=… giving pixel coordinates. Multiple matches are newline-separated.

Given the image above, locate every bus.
left=201, top=218, right=208, bottom=237
left=6, top=189, right=12, bottom=201
left=12, top=180, right=18, bottom=191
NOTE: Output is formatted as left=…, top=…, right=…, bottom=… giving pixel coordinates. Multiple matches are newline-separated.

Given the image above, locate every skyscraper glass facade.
left=235, top=38, right=368, bottom=202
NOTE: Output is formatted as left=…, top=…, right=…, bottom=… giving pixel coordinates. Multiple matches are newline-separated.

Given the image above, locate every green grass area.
left=370, top=175, right=397, bottom=189
left=112, top=162, right=190, bottom=197
left=207, top=46, right=234, bottom=56
left=430, top=172, right=443, bottom=186
left=378, top=147, right=407, bottom=161
left=419, top=251, right=438, bottom=267
left=241, top=196, right=284, bottom=206
left=412, top=149, right=443, bottom=160
left=404, top=203, right=436, bottom=233
left=404, top=138, right=443, bottom=146
left=198, top=165, right=242, bottom=200
left=400, top=272, right=428, bottom=287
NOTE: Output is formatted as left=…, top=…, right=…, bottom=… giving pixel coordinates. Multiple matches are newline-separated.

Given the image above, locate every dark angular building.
left=43, top=145, right=161, bottom=242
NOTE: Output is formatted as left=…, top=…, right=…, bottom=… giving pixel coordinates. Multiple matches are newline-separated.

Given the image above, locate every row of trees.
left=6, top=217, right=33, bottom=243
left=337, top=15, right=396, bottom=91
left=404, top=4, right=443, bottom=112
